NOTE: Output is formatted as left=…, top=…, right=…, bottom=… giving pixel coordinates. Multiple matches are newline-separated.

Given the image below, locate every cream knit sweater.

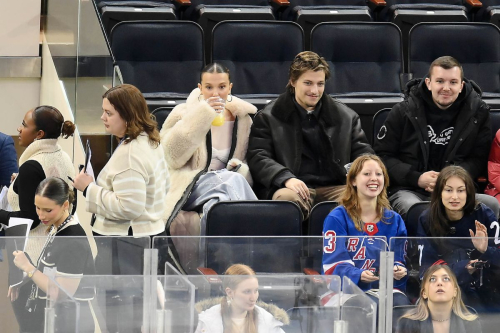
left=87, top=133, right=169, bottom=236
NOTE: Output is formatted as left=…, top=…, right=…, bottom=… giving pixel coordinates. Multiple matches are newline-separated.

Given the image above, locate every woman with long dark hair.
left=418, top=165, right=500, bottom=312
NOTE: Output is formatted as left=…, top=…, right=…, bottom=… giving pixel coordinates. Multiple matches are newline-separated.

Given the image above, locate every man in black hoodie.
left=374, top=56, right=498, bottom=220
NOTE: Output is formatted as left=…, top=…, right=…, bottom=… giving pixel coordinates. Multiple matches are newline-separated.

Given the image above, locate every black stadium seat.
left=204, top=201, right=303, bottom=274
left=311, top=22, right=404, bottom=141
left=475, top=0, right=500, bottom=28
left=282, top=0, right=374, bottom=49
left=212, top=20, right=304, bottom=108
left=110, top=20, right=204, bottom=107
left=311, top=22, right=403, bottom=97
left=151, top=107, right=173, bottom=130
left=409, top=22, right=500, bottom=99
left=93, top=0, right=177, bottom=37
left=180, top=1, right=276, bottom=61
left=382, top=0, right=469, bottom=72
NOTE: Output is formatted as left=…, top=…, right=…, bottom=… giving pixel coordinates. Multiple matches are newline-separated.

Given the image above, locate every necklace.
left=432, top=318, right=450, bottom=322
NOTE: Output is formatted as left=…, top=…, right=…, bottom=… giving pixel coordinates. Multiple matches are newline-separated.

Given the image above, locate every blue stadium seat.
left=212, top=20, right=304, bottom=106
left=110, top=20, right=204, bottom=105
left=409, top=23, right=500, bottom=98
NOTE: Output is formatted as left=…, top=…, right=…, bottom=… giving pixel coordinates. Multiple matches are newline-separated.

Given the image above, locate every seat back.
left=311, top=22, right=403, bottom=96
left=151, top=107, right=173, bottom=130
left=111, top=21, right=204, bottom=97
left=406, top=201, right=429, bottom=237
left=212, top=21, right=304, bottom=96
left=205, top=201, right=303, bottom=273
left=372, top=108, right=391, bottom=144
left=308, top=201, right=338, bottom=273
left=308, top=201, right=338, bottom=237
left=409, top=23, right=500, bottom=95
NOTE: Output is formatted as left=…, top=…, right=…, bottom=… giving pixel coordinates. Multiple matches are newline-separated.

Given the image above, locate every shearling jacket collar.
left=270, top=91, right=335, bottom=126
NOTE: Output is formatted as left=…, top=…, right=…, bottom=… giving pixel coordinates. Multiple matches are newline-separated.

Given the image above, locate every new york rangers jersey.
left=322, top=206, right=407, bottom=291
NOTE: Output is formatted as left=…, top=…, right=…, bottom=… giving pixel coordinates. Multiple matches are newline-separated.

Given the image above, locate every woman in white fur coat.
left=160, top=64, right=257, bottom=268
left=194, top=264, right=288, bottom=333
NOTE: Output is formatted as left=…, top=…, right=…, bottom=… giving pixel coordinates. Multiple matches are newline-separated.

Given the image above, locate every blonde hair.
left=221, top=264, right=258, bottom=333
left=401, top=265, right=477, bottom=322
left=340, top=154, right=391, bottom=231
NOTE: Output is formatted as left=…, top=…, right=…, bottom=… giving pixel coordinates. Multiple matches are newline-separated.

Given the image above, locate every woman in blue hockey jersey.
left=418, top=165, right=500, bottom=312
left=322, top=154, right=409, bottom=305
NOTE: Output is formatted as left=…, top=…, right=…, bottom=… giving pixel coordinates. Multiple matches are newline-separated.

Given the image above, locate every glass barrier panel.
left=341, top=276, right=377, bottom=333
left=45, top=0, right=80, bottom=117
left=389, top=236, right=500, bottom=332
left=153, top=236, right=387, bottom=276
left=92, top=236, right=151, bottom=275
left=45, top=268, right=82, bottom=333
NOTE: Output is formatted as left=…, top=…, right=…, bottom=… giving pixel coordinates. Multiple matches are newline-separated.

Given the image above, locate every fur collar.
left=270, top=91, right=337, bottom=126
left=195, top=297, right=290, bottom=325
left=187, top=88, right=257, bottom=119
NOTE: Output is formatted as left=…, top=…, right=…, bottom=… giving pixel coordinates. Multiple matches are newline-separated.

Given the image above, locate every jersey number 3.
left=324, top=230, right=336, bottom=253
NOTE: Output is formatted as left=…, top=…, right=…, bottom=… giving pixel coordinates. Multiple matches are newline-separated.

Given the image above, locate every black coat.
left=396, top=313, right=481, bottom=333
left=247, top=91, right=373, bottom=199
left=374, top=78, right=491, bottom=195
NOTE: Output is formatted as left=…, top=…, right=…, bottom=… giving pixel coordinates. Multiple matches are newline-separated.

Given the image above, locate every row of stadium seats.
left=109, top=20, right=500, bottom=117
left=93, top=0, right=500, bottom=63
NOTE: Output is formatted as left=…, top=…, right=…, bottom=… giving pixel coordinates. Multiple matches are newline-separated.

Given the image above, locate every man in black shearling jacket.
left=374, top=56, right=498, bottom=220
left=247, top=51, right=373, bottom=220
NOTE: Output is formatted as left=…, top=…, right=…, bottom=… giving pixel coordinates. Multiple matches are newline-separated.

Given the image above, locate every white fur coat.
left=160, top=88, right=257, bottom=226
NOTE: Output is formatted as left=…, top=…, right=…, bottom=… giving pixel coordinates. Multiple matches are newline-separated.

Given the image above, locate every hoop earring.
left=226, top=296, right=232, bottom=306
left=198, top=94, right=203, bottom=102
left=227, top=94, right=233, bottom=102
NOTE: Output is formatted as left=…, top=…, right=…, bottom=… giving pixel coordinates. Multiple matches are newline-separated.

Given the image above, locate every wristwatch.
left=27, top=267, right=38, bottom=279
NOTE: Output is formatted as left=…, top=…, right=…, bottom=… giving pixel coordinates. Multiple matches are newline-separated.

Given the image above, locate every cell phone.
left=230, top=164, right=242, bottom=172
left=83, top=140, right=91, bottom=173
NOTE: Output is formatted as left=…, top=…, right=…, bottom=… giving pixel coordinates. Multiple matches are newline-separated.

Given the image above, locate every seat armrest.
left=304, top=268, right=320, bottom=275
left=197, top=267, right=222, bottom=284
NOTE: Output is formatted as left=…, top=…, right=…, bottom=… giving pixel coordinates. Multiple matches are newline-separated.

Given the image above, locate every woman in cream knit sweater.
left=0, top=105, right=75, bottom=262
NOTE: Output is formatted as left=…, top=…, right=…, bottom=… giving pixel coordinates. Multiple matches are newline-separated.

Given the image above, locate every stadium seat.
left=151, top=107, right=173, bottom=130
left=472, top=0, right=500, bottom=23
left=211, top=20, right=304, bottom=109
left=93, top=0, right=177, bottom=37
left=311, top=22, right=404, bottom=141
left=179, top=1, right=276, bottom=61
left=408, top=23, right=500, bottom=99
left=308, top=201, right=338, bottom=237
left=204, top=201, right=303, bottom=274
left=281, top=1, right=375, bottom=49
left=110, top=20, right=204, bottom=107
left=382, top=0, right=470, bottom=72
left=405, top=201, right=429, bottom=237
left=372, top=108, right=391, bottom=144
